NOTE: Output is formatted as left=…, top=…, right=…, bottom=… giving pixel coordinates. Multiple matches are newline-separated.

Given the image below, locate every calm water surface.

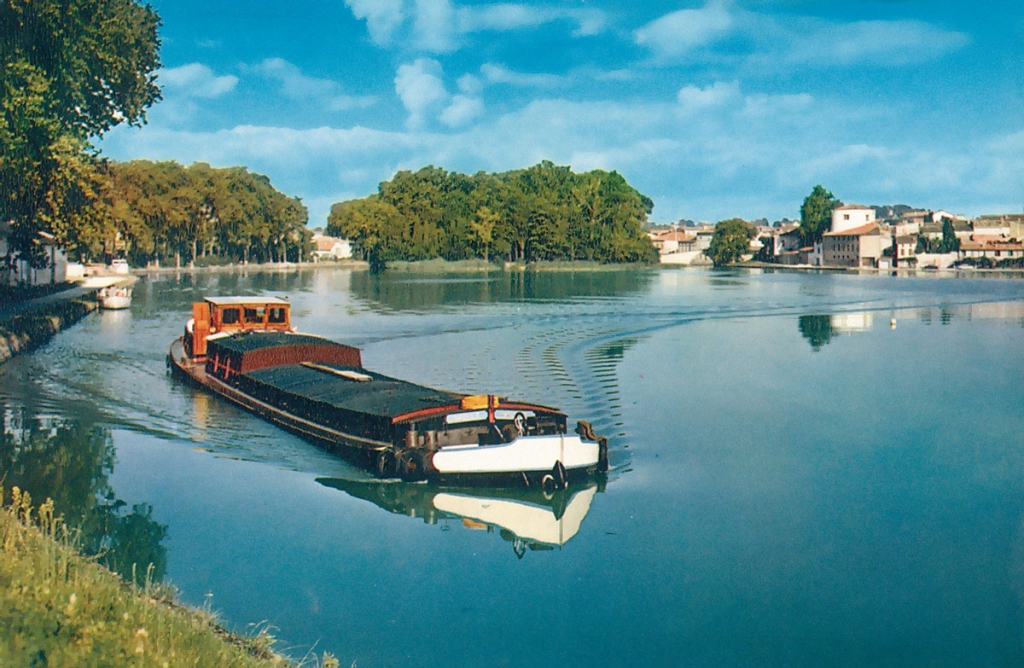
left=3, top=267, right=1024, bottom=666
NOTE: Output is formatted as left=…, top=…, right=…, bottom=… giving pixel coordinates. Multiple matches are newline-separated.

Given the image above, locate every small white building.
left=311, top=235, right=352, bottom=261
left=831, top=205, right=876, bottom=234
left=0, top=225, right=70, bottom=286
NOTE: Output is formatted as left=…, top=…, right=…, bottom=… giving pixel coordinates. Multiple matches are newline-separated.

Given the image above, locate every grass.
left=0, top=487, right=340, bottom=668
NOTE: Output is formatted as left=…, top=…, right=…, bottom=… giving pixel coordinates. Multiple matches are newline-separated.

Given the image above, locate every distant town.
left=649, top=206, right=1024, bottom=270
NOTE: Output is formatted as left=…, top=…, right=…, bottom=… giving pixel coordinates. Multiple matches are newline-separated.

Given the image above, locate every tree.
left=939, top=217, right=960, bottom=253
left=0, top=0, right=161, bottom=270
left=799, top=185, right=842, bottom=246
left=470, top=206, right=498, bottom=262
left=706, top=218, right=755, bottom=267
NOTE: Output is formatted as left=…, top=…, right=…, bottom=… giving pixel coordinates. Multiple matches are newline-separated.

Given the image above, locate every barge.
left=168, top=296, right=608, bottom=488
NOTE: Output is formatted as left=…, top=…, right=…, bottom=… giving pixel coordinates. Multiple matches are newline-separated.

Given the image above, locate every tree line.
left=71, top=160, right=310, bottom=267
left=326, top=162, right=658, bottom=268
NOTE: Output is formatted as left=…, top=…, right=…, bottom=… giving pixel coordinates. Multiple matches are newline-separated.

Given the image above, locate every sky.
left=99, top=0, right=1024, bottom=227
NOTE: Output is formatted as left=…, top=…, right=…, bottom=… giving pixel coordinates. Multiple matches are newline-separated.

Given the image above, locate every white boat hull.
left=431, top=434, right=599, bottom=475
left=101, top=295, right=131, bottom=310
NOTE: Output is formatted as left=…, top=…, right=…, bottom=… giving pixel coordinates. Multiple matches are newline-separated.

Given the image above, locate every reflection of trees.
left=0, top=405, right=167, bottom=585
left=349, top=269, right=653, bottom=312
left=798, top=314, right=835, bottom=351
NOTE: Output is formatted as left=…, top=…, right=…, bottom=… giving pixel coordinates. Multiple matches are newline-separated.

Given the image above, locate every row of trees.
left=327, top=162, right=658, bottom=268
left=68, top=160, right=311, bottom=267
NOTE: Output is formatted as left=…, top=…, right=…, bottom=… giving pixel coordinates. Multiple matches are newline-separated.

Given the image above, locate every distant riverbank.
left=134, top=258, right=654, bottom=275
left=738, top=260, right=1024, bottom=278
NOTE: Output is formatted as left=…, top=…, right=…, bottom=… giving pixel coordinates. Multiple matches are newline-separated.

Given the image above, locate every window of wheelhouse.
left=221, top=308, right=240, bottom=325
left=268, top=307, right=287, bottom=324
left=244, top=306, right=265, bottom=324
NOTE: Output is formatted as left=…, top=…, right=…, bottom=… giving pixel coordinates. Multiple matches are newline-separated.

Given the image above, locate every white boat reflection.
left=316, top=477, right=602, bottom=557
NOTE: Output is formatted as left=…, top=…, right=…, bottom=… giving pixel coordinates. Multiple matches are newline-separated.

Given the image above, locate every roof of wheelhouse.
left=206, top=296, right=290, bottom=306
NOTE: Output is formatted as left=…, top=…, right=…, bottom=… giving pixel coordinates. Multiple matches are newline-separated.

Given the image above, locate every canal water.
left=3, top=267, right=1024, bottom=666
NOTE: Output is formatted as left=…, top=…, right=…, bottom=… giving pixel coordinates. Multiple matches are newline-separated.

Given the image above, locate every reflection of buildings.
left=830, top=312, right=873, bottom=333
left=317, top=478, right=601, bottom=558
left=798, top=311, right=874, bottom=350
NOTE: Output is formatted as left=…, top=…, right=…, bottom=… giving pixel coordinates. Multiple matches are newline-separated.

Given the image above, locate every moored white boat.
left=99, top=286, right=132, bottom=310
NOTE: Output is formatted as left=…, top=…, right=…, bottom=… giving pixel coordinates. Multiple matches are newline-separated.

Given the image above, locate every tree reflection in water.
left=0, top=402, right=168, bottom=585
left=798, top=314, right=835, bottom=351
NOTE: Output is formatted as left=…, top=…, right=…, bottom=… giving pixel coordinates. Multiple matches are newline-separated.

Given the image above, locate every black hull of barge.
left=169, top=339, right=386, bottom=472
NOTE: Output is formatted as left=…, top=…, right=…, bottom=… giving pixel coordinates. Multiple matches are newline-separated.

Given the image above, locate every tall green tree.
left=0, top=0, right=161, bottom=270
left=706, top=218, right=755, bottom=267
left=799, top=185, right=842, bottom=246
left=939, top=217, right=960, bottom=253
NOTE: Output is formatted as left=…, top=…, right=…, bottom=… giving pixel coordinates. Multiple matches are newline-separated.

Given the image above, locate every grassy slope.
left=0, top=488, right=329, bottom=667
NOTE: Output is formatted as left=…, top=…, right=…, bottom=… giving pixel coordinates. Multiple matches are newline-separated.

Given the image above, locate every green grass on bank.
left=0, top=487, right=338, bottom=668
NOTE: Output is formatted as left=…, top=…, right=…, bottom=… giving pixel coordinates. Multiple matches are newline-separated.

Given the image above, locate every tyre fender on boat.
left=375, top=449, right=396, bottom=478
left=397, top=449, right=426, bottom=482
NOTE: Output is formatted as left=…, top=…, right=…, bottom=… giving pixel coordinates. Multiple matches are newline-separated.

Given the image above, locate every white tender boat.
left=98, top=286, right=132, bottom=310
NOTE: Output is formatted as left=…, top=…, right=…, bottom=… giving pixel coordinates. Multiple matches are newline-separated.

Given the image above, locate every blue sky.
left=99, top=0, right=1024, bottom=226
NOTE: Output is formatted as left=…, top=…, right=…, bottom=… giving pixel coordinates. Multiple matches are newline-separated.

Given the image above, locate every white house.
left=312, top=235, right=352, bottom=261
left=831, top=205, right=876, bottom=234
left=0, top=224, right=70, bottom=286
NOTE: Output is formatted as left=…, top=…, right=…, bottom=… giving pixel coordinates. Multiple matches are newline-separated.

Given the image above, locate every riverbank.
left=0, top=290, right=99, bottom=365
left=134, top=258, right=653, bottom=276
left=0, top=488, right=315, bottom=667
left=738, top=260, right=1024, bottom=278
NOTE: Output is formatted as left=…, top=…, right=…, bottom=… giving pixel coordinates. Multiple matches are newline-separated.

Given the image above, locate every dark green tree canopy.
left=1, top=0, right=162, bottom=268
left=799, top=185, right=842, bottom=246
left=327, top=162, right=657, bottom=266
left=706, top=217, right=755, bottom=268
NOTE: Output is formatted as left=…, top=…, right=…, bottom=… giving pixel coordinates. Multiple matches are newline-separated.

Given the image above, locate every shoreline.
left=132, top=258, right=653, bottom=275
left=0, top=489, right=300, bottom=666
left=127, top=257, right=1024, bottom=279
left=0, top=290, right=100, bottom=365
left=737, top=260, right=1024, bottom=278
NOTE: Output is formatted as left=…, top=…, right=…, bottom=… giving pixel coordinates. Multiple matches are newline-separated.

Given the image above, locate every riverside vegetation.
left=326, top=162, right=658, bottom=269
left=0, top=487, right=341, bottom=667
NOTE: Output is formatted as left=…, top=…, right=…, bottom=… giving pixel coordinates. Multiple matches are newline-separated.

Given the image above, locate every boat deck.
left=241, top=362, right=466, bottom=421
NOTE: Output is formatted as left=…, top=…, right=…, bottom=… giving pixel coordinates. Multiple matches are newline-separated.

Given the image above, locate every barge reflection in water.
left=316, top=477, right=603, bottom=558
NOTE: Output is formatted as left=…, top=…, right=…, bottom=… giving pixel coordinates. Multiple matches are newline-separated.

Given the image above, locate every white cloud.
left=677, top=81, right=741, bottom=111
left=345, top=0, right=404, bottom=46
left=782, top=19, right=971, bottom=66
left=480, top=63, right=562, bottom=88
left=395, top=58, right=450, bottom=127
left=440, top=95, right=484, bottom=127
left=159, top=63, right=237, bottom=98
left=247, top=58, right=376, bottom=110
left=634, top=1, right=733, bottom=59
left=414, top=0, right=458, bottom=52
left=343, top=0, right=607, bottom=54
left=457, top=73, right=484, bottom=95
left=456, top=4, right=606, bottom=36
